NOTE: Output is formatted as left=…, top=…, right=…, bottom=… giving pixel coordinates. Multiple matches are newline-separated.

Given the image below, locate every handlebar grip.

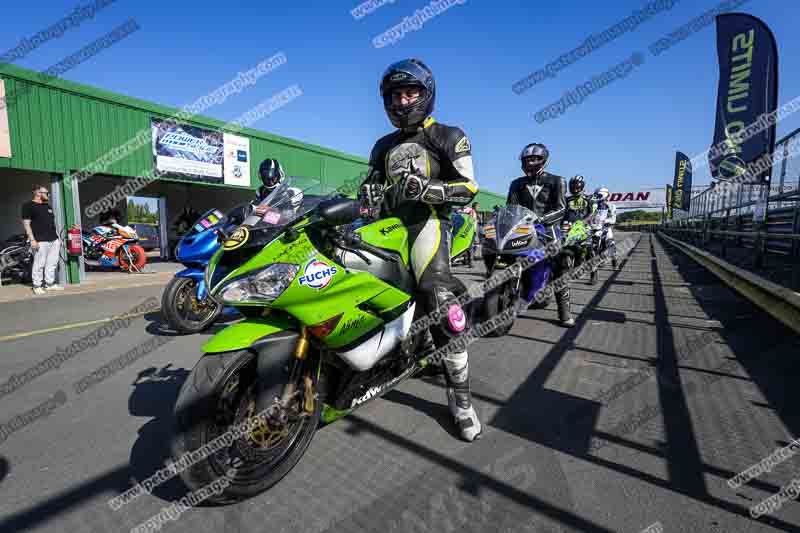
left=357, top=241, right=398, bottom=263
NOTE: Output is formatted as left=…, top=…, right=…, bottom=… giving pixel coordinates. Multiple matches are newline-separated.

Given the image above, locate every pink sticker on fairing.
left=263, top=211, right=281, bottom=224
left=447, top=304, right=466, bottom=332
left=200, top=219, right=211, bottom=228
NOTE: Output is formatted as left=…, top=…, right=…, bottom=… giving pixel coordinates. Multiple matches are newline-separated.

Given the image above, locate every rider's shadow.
left=382, top=386, right=463, bottom=440
left=125, top=364, right=191, bottom=502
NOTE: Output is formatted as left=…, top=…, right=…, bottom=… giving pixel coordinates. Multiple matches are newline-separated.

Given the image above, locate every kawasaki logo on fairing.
left=380, top=223, right=402, bottom=236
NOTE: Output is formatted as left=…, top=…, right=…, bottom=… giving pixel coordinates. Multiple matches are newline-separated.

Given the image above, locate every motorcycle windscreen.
left=494, top=205, right=538, bottom=250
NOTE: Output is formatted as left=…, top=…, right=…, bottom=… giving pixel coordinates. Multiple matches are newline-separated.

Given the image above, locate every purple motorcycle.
left=480, top=205, right=558, bottom=336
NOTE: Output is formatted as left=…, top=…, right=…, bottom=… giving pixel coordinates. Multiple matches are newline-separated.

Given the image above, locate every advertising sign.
left=606, top=190, right=666, bottom=209
left=0, top=80, right=11, bottom=158
left=223, top=133, right=250, bottom=187
left=151, top=118, right=224, bottom=183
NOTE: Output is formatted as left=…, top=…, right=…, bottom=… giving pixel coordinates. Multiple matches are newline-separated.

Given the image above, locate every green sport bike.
left=171, top=178, right=475, bottom=503
left=559, top=216, right=592, bottom=276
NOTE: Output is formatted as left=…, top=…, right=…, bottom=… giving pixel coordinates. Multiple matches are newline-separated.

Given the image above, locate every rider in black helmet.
left=257, top=158, right=285, bottom=200
left=505, top=143, right=574, bottom=326
left=359, top=58, right=482, bottom=442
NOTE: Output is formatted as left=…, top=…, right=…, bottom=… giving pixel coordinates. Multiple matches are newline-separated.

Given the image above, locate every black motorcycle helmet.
left=258, top=159, right=285, bottom=192
left=380, top=58, right=435, bottom=130
left=520, top=143, right=549, bottom=177
left=569, top=175, right=586, bottom=195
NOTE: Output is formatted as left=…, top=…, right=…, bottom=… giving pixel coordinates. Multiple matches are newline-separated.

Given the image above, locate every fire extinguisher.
left=67, top=225, right=83, bottom=256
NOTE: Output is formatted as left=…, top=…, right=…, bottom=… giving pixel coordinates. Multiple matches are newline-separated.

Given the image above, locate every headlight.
left=217, top=263, right=299, bottom=304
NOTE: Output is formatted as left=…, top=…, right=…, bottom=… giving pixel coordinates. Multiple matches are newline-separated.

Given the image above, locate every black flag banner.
left=708, top=13, right=778, bottom=184
left=672, top=151, right=693, bottom=212
left=666, top=185, right=673, bottom=221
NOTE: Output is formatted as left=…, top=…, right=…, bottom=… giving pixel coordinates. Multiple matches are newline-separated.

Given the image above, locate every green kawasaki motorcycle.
left=559, top=217, right=592, bottom=274
left=171, top=178, right=475, bottom=503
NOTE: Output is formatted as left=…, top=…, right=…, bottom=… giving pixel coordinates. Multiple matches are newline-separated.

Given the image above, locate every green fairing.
left=355, top=217, right=409, bottom=265
left=450, top=213, right=475, bottom=258
left=202, top=314, right=297, bottom=353
left=564, top=219, right=590, bottom=246
left=204, top=190, right=463, bottom=357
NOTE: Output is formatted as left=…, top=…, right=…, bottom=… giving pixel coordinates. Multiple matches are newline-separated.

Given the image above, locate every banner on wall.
left=0, top=80, right=11, bottom=158
left=151, top=118, right=224, bottom=183
left=223, top=133, right=250, bottom=187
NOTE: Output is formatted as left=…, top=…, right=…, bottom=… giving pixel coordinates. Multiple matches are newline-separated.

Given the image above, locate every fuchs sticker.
left=298, top=258, right=338, bottom=290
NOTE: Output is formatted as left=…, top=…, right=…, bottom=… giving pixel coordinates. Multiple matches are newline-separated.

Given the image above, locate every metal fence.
left=626, top=128, right=800, bottom=288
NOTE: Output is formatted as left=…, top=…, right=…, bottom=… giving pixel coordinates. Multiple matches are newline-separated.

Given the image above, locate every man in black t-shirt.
left=21, top=184, right=63, bottom=294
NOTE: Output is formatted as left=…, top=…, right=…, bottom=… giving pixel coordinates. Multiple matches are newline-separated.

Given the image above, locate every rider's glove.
left=359, top=183, right=384, bottom=207
left=399, top=171, right=428, bottom=201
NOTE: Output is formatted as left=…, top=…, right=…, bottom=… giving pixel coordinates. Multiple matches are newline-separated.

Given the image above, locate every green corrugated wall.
left=0, top=63, right=370, bottom=190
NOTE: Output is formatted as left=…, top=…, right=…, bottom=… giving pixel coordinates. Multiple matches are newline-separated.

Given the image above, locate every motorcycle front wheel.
left=483, top=279, right=516, bottom=337
left=161, top=277, right=223, bottom=334
left=170, top=349, right=323, bottom=504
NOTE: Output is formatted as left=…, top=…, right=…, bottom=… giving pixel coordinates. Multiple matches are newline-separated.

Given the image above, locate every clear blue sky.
left=2, top=0, right=799, bottom=197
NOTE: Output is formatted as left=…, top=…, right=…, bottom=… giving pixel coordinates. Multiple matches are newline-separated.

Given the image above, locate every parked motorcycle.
left=0, top=234, right=34, bottom=286
left=450, top=211, right=477, bottom=268
left=170, top=178, right=480, bottom=502
left=160, top=206, right=250, bottom=334
left=82, top=224, right=146, bottom=272
left=479, top=205, right=557, bottom=336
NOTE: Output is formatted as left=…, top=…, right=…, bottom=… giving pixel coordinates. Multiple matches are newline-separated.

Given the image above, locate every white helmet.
left=595, top=187, right=610, bottom=201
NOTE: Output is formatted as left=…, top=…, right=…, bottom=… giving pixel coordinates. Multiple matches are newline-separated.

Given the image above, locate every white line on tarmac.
left=0, top=309, right=158, bottom=343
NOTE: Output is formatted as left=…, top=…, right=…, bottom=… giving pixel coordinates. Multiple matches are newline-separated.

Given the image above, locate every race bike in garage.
left=82, top=223, right=147, bottom=272
left=160, top=206, right=248, bottom=334
left=0, top=234, right=34, bottom=286
left=478, top=205, right=556, bottom=336
left=170, top=178, right=479, bottom=503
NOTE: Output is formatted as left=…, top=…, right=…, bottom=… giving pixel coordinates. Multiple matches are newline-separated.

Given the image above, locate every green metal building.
left=0, top=63, right=505, bottom=285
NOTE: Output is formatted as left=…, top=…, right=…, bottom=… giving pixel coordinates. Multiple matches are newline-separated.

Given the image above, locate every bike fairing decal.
left=223, top=226, right=249, bottom=250
left=298, top=257, right=338, bottom=290
left=350, top=367, right=411, bottom=408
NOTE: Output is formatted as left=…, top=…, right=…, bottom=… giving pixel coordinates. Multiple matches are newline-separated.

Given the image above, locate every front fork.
left=281, top=326, right=315, bottom=415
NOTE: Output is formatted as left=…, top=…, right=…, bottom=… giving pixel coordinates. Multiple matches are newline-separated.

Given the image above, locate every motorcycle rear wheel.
left=171, top=349, right=323, bottom=504
left=118, top=245, right=147, bottom=272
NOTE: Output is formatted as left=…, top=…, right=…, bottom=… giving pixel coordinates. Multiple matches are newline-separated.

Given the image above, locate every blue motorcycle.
left=480, top=205, right=559, bottom=336
left=160, top=205, right=249, bottom=333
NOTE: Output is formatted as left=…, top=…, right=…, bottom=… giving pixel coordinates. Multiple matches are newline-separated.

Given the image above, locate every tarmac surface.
left=0, top=232, right=799, bottom=533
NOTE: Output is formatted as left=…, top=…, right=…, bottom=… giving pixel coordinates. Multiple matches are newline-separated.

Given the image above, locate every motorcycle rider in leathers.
left=593, top=187, right=618, bottom=270
left=359, top=58, right=482, bottom=442
left=505, top=144, right=575, bottom=327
